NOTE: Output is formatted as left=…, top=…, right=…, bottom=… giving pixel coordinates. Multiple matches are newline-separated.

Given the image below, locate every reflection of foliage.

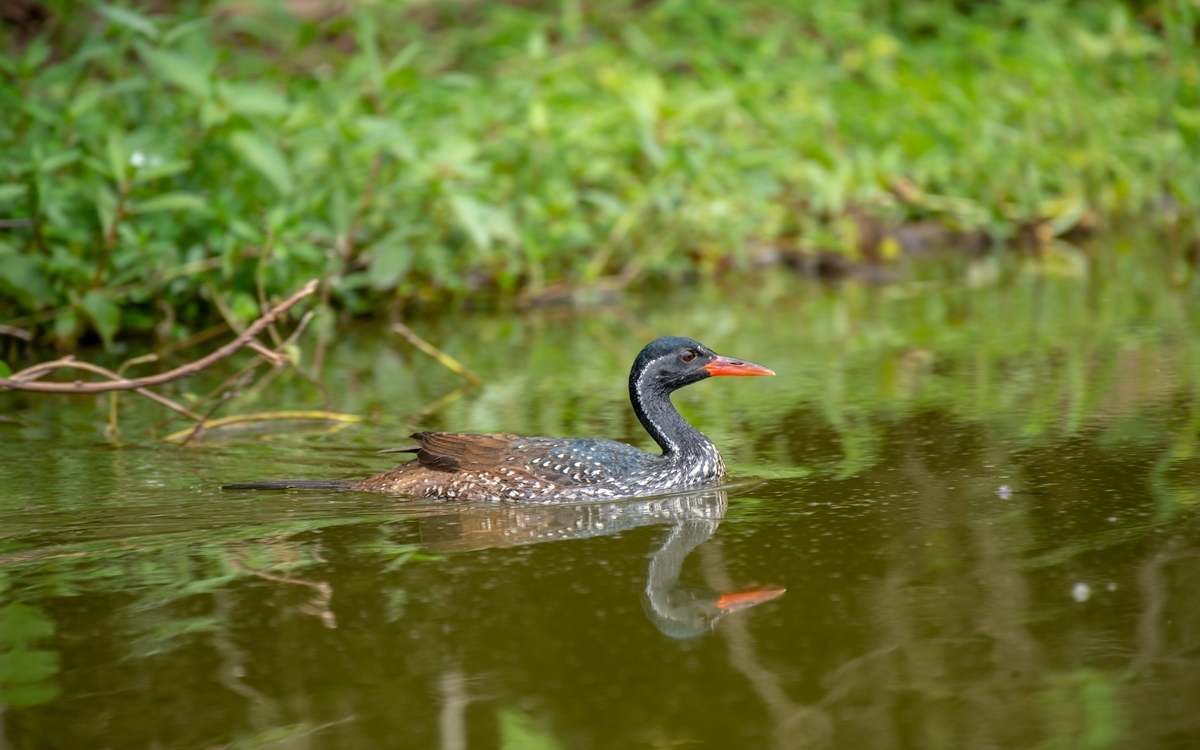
left=381, top=588, right=408, bottom=624
left=216, top=716, right=357, bottom=750
left=0, top=603, right=60, bottom=708
left=1039, top=669, right=1127, bottom=750
left=499, top=708, right=563, bottom=750
left=351, top=536, right=429, bottom=574
left=0, top=513, right=426, bottom=663
left=129, top=613, right=224, bottom=659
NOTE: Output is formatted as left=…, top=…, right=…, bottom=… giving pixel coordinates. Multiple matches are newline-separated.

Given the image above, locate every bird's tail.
left=222, top=480, right=356, bottom=491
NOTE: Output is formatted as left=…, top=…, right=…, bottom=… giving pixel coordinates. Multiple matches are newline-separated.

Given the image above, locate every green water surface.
left=2, top=247, right=1200, bottom=749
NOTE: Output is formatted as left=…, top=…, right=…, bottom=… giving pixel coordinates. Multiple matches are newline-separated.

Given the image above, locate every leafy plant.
left=1, top=0, right=1196, bottom=346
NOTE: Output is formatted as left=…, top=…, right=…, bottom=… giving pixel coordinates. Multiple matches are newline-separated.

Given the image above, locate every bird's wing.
left=410, top=432, right=522, bottom=473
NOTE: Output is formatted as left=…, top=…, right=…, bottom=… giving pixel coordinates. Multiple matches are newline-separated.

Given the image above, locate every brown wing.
left=410, top=432, right=522, bottom=473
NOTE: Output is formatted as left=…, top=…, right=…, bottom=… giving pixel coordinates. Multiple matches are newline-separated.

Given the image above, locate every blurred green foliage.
left=1, top=0, right=1197, bottom=345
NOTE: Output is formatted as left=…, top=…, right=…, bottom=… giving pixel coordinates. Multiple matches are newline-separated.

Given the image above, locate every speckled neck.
left=629, top=361, right=718, bottom=462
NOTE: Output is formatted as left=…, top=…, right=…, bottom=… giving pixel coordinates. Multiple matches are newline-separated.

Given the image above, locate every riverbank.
left=1, top=0, right=1197, bottom=345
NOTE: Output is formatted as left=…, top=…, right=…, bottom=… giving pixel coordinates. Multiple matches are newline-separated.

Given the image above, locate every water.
left=3, top=250, right=1200, bottom=748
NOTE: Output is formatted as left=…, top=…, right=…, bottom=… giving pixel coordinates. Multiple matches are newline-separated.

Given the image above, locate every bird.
left=223, top=336, right=773, bottom=502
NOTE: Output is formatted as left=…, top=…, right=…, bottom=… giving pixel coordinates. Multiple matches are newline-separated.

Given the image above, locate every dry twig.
left=0, top=279, right=318, bottom=394
left=0, top=324, right=33, bottom=341
left=10, top=355, right=204, bottom=422
left=161, top=410, right=361, bottom=443
left=392, top=322, right=482, bottom=385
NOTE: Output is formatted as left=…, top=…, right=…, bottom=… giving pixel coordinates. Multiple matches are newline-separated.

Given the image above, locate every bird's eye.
left=681, top=349, right=697, bottom=363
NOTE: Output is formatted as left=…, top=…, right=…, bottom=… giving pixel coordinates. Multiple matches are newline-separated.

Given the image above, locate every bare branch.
left=393, top=322, right=483, bottom=385
left=7, top=355, right=206, bottom=422
left=0, top=279, right=319, bottom=394
left=177, top=366, right=260, bottom=447
left=9, top=355, right=78, bottom=382
left=162, top=410, right=361, bottom=443
left=245, top=339, right=288, bottom=363
left=58, top=360, right=205, bottom=421
left=0, top=324, right=33, bottom=341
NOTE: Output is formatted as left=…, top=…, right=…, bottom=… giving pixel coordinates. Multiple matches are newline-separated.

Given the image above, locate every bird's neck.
left=630, top=374, right=718, bottom=465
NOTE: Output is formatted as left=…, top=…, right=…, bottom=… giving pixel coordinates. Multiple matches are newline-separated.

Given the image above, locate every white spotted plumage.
left=349, top=336, right=767, bottom=502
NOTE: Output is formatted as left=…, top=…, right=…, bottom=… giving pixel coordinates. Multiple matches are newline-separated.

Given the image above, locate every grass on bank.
left=0, top=0, right=1198, bottom=347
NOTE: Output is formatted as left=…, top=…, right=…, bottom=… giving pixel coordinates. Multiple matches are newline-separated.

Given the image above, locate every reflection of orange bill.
left=714, top=587, right=787, bottom=613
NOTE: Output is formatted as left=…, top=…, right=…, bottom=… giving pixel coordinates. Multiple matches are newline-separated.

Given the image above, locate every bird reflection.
left=642, top=512, right=785, bottom=638
left=414, top=488, right=784, bottom=638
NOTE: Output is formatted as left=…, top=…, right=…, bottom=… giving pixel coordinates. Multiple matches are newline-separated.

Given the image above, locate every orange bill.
left=701, top=356, right=775, bottom=377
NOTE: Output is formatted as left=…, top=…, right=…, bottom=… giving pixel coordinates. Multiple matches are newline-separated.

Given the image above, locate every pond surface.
left=3, top=247, right=1200, bottom=749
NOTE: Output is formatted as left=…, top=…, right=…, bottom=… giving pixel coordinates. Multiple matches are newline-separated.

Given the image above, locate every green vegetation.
left=1, top=0, right=1198, bottom=345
